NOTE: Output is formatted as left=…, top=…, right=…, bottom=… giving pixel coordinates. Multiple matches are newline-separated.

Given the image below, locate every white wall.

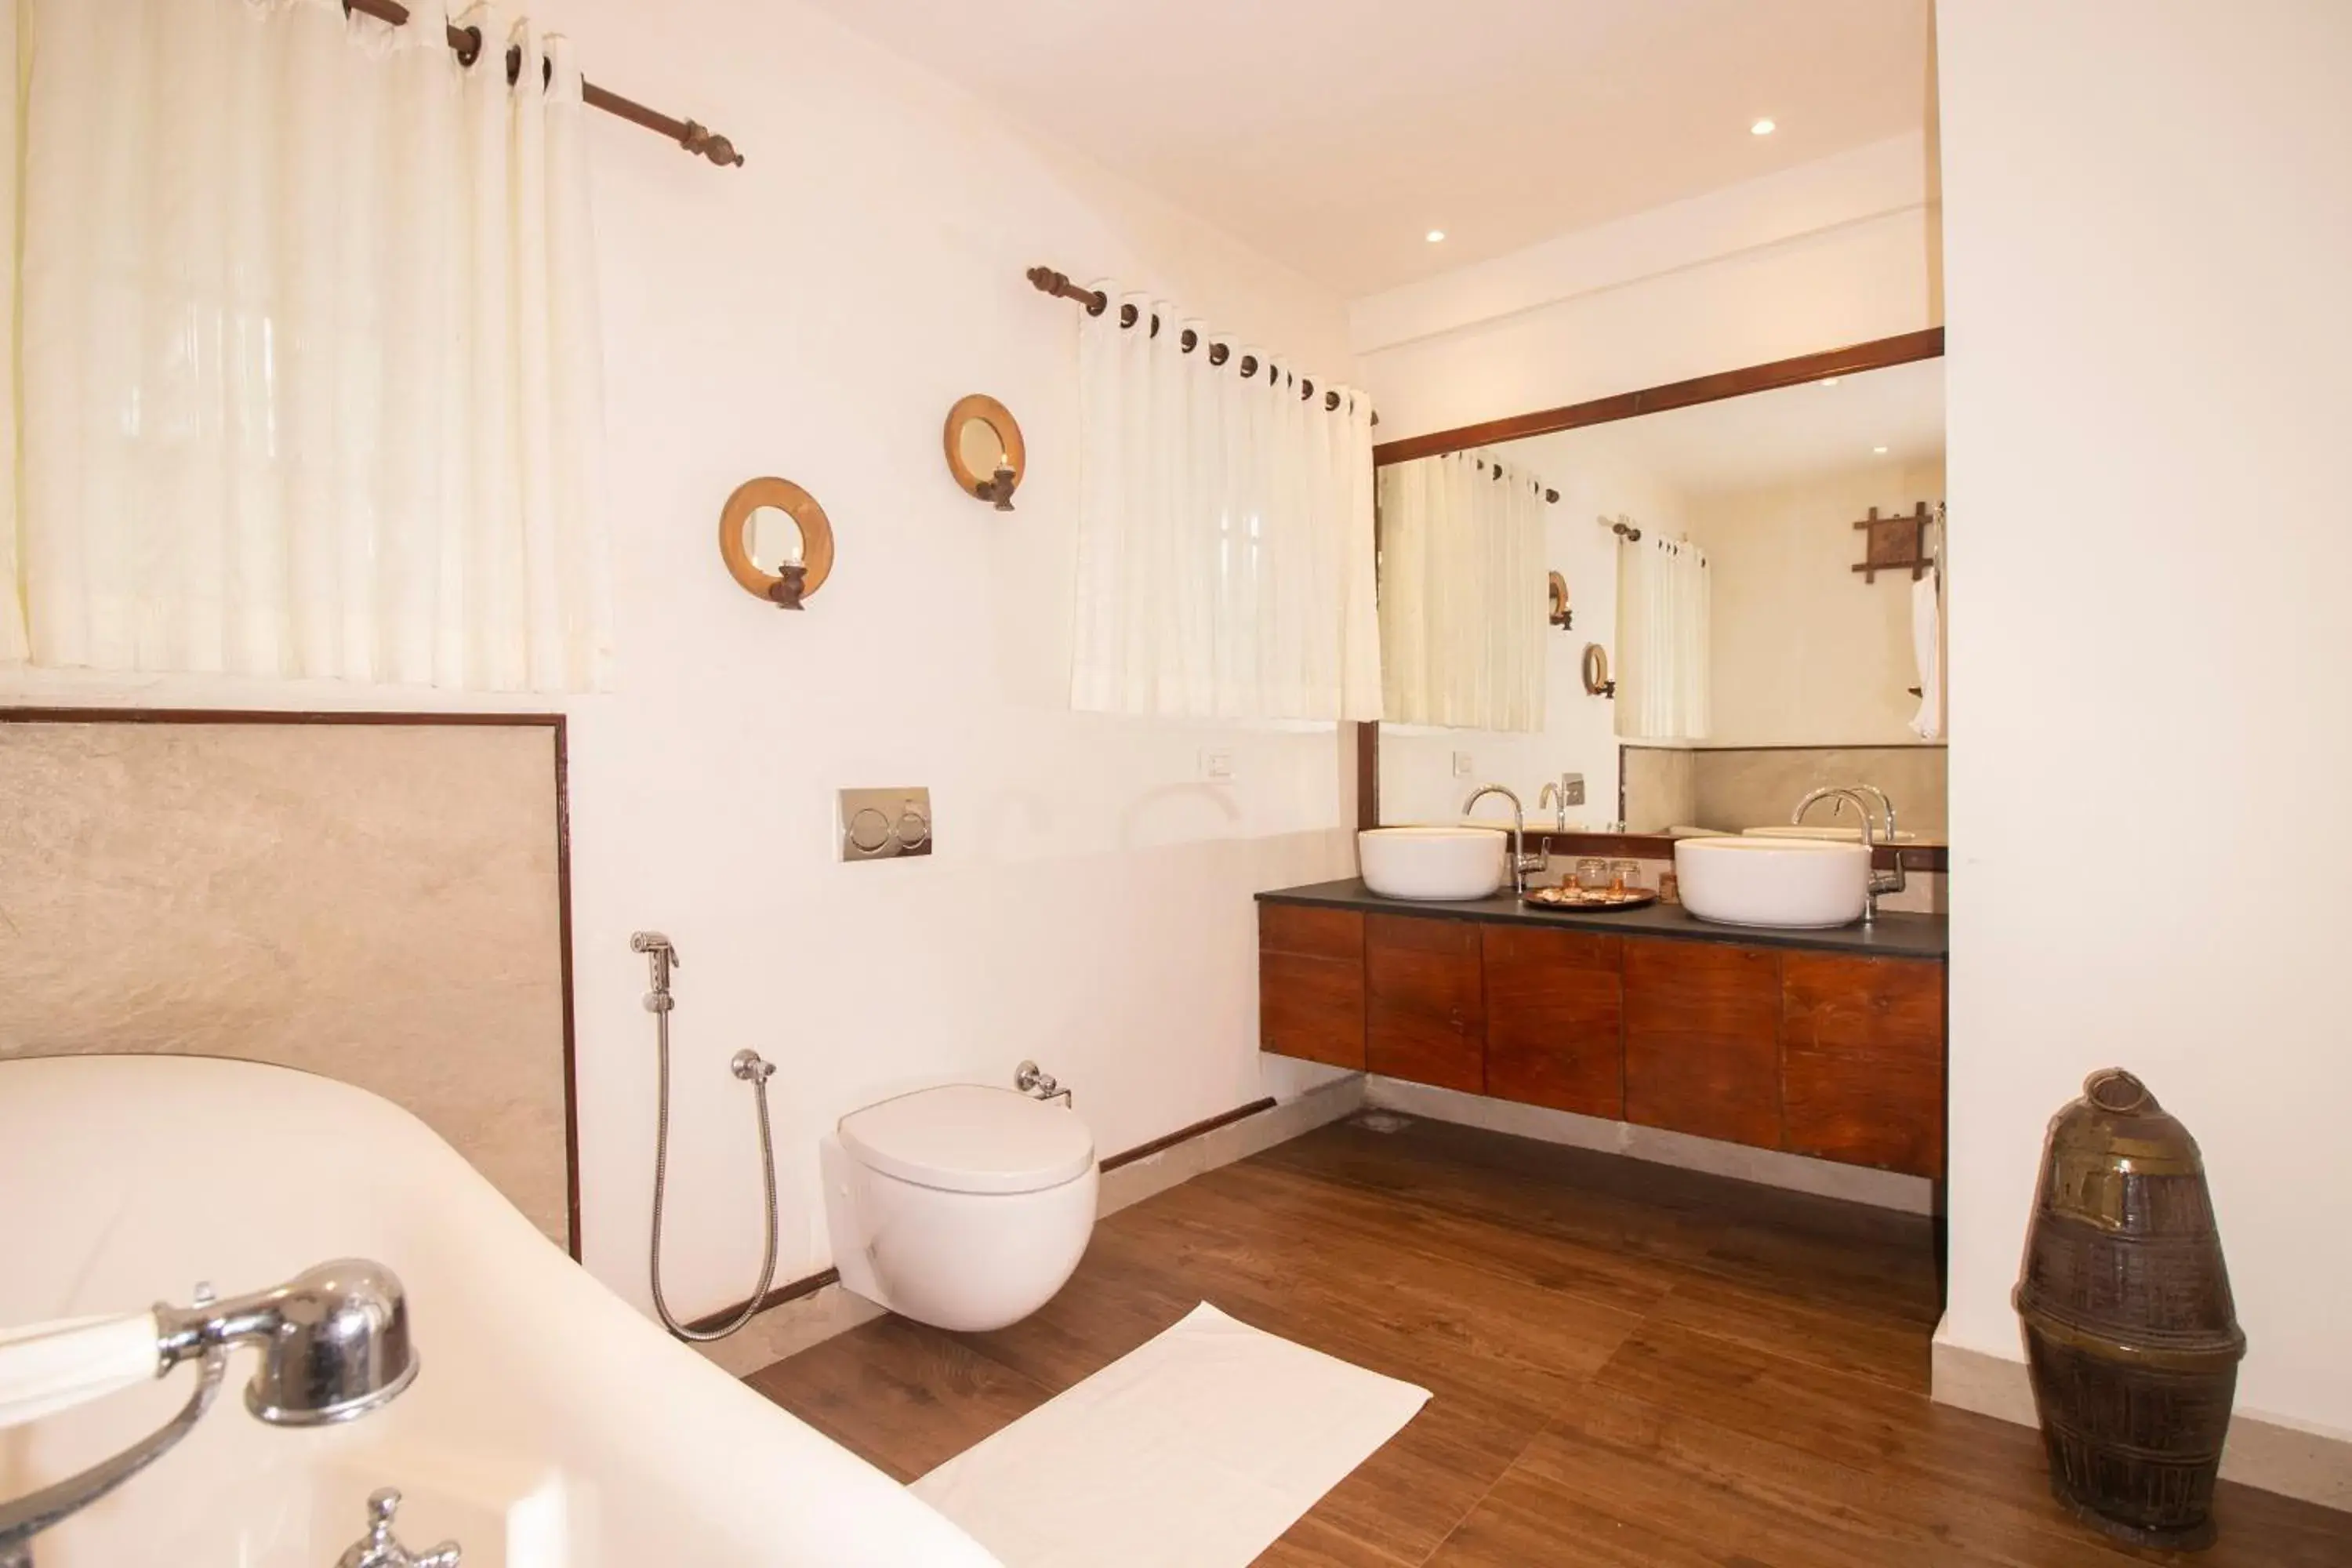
left=1938, top=0, right=2352, bottom=1436
left=1689, top=458, right=1944, bottom=746
left=0, top=0, right=1359, bottom=1318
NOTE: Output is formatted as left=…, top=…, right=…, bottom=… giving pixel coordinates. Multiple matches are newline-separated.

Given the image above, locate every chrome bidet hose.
left=633, top=932, right=782, bottom=1342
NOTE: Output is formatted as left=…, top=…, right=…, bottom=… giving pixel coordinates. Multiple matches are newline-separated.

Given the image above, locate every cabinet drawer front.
left=1366, top=914, right=1483, bottom=1093
left=1781, top=953, right=1945, bottom=1177
left=1260, top=952, right=1366, bottom=1069
left=1259, top=902, right=1364, bottom=963
left=1482, top=926, right=1624, bottom=1119
left=1622, top=940, right=1781, bottom=1149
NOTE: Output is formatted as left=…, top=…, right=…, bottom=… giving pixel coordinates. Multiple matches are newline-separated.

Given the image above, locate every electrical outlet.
left=1200, top=749, right=1236, bottom=782
left=1563, top=773, right=1586, bottom=806
left=1452, top=751, right=1475, bottom=778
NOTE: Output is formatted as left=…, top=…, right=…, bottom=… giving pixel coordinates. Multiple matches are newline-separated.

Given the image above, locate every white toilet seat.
left=837, top=1084, right=1093, bottom=1195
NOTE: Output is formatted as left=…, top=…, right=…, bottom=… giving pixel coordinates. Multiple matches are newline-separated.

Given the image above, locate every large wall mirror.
left=1370, top=334, right=1947, bottom=864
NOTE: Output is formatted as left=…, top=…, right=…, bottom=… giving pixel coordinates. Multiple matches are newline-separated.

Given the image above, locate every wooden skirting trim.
left=1100, top=1098, right=1279, bottom=1173
left=683, top=1266, right=841, bottom=1334
left=682, top=1095, right=1283, bottom=1331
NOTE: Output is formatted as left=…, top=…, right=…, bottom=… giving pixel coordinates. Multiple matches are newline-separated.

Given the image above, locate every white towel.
left=1908, top=569, right=1943, bottom=740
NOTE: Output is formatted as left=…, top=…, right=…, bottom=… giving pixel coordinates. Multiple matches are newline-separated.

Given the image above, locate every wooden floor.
left=750, top=1115, right=2351, bottom=1566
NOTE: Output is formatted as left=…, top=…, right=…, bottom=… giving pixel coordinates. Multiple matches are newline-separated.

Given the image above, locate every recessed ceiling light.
left=1751, top=118, right=1777, bottom=136
left=1425, top=229, right=1446, bottom=244
left=1873, top=445, right=1890, bottom=455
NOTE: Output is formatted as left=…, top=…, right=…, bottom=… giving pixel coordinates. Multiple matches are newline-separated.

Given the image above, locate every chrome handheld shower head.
left=155, top=1259, right=416, bottom=1427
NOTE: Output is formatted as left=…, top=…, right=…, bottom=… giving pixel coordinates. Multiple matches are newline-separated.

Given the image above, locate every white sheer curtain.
left=0, top=0, right=612, bottom=691
left=1070, top=285, right=1381, bottom=720
left=1376, top=450, right=1546, bottom=731
left=1615, top=532, right=1711, bottom=740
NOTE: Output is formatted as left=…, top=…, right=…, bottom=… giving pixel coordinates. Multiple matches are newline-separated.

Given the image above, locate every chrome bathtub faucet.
left=335, top=1490, right=459, bottom=1568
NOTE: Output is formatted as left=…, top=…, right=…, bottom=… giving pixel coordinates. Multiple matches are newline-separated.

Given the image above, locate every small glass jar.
left=1575, top=857, right=1612, bottom=892
left=1610, top=858, right=1643, bottom=895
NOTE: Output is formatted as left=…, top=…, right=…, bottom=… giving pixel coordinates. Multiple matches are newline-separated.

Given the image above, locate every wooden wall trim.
left=1099, top=1097, right=1279, bottom=1172
left=1370, top=327, right=1945, bottom=467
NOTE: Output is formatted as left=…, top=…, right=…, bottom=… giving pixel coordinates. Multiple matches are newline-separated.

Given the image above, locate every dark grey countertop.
left=1257, top=879, right=1947, bottom=959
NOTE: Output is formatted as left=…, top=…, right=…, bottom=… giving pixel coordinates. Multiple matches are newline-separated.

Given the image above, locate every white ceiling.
left=1508, top=358, right=1945, bottom=500
left=800, top=0, right=1932, bottom=298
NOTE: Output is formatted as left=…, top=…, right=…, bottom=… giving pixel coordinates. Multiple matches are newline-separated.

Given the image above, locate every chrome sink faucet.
left=1535, top=778, right=1568, bottom=831
left=1463, top=784, right=1548, bottom=895
left=1792, top=786, right=1908, bottom=924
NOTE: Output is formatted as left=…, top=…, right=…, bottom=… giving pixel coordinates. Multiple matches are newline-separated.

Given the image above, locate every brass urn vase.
left=2015, top=1069, right=2245, bottom=1551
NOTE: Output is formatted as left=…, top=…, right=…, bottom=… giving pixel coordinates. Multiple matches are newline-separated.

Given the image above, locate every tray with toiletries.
left=1523, top=884, right=1659, bottom=913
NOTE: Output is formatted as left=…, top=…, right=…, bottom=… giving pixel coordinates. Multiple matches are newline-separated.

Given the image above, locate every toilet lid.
left=837, top=1085, right=1095, bottom=1196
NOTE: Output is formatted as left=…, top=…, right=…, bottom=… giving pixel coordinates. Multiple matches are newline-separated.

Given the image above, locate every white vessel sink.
left=1675, top=836, right=1869, bottom=928
left=1359, top=826, right=1508, bottom=902
left=1742, top=825, right=1920, bottom=844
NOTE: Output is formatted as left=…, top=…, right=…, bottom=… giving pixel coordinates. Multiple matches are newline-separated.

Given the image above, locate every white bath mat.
left=912, top=1302, right=1428, bottom=1568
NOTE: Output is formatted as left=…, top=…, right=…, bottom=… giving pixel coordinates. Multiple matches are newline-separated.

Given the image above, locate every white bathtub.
left=0, top=1054, right=1002, bottom=1566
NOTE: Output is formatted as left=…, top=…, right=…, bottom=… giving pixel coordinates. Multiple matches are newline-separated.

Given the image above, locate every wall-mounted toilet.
left=820, top=1084, right=1098, bottom=1333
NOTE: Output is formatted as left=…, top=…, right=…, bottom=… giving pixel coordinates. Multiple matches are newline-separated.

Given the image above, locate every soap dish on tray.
left=1523, top=884, right=1659, bottom=913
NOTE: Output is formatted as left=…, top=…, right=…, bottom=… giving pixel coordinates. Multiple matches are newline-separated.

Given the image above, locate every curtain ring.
left=456, top=24, right=485, bottom=66
left=1180, top=328, right=1199, bottom=353
left=1300, top=379, right=1315, bottom=401
left=1239, top=354, right=1258, bottom=378
left=1149, top=314, right=1160, bottom=338
left=1119, top=303, right=1139, bottom=329
left=1209, top=343, right=1230, bottom=366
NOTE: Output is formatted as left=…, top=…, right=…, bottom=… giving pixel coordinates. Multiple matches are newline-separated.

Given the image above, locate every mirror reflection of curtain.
left=0, top=0, right=612, bottom=691
left=1615, top=535, right=1711, bottom=740
left=1377, top=452, right=1545, bottom=731
left=1070, top=285, right=1381, bottom=720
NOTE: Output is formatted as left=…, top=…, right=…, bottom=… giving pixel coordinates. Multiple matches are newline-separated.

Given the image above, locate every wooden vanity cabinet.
left=1257, top=904, right=1365, bottom=1070
left=1257, top=896, right=1947, bottom=1179
left=1780, top=953, right=1946, bottom=1177
left=1481, top=926, right=1623, bottom=1119
left=1622, top=940, right=1784, bottom=1149
left=1364, top=914, right=1485, bottom=1093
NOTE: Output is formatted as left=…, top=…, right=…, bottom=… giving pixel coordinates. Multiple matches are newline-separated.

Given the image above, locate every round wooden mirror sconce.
left=1548, top=572, right=1573, bottom=631
left=1581, top=643, right=1616, bottom=699
left=944, top=394, right=1026, bottom=511
left=719, top=477, right=836, bottom=611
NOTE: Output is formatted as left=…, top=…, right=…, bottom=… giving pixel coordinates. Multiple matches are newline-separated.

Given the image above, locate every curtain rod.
left=343, top=0, right=744, bottom=168
left=1027, top=266, right=1377, bottom=423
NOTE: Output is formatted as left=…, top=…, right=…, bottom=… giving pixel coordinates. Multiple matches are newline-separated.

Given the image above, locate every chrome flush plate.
left=838, top=787, right=932, bottom=862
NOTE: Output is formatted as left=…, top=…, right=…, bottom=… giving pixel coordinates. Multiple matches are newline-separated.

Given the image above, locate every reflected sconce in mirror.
left=1581, top=643, right=1616, bottom=699
left=719, top=477, right=836, bottom=610
left=1548, top=572, right=1573, bottom=631
left=944, top=394, right=1026, bottom=511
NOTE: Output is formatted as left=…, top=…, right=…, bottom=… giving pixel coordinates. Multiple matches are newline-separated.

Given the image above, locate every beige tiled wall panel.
left=0, top=720, right=571, bottom=1247
left=1625, top=743, right=1948, bottom=837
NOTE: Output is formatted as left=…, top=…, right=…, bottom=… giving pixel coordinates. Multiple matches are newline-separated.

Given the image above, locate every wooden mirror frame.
left=1356, top=326, right=1947, bottom=875
left=719, top=477, right=836, bottom=608
left=943, top=394, right=1027, bottom=509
